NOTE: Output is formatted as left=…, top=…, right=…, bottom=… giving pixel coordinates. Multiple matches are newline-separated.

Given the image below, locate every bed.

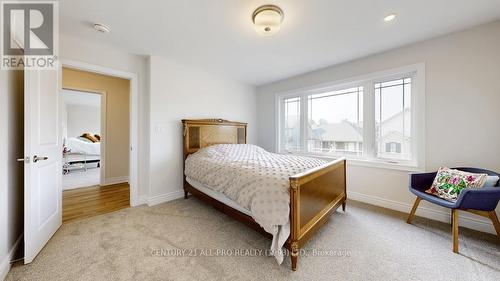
left=64, top=137, right=101, bottom=169
left=182, top=119, right=346, bottom=271
left=65, top=137, right=101, bottom=156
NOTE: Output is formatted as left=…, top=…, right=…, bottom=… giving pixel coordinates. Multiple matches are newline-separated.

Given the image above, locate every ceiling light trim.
left=252, top=5, right=284, bottom=23
left=252, top=5, right=284, bottom=36
left=93, top=23, right=111, bottom=33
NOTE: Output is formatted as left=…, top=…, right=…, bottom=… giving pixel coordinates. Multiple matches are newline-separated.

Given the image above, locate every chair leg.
left=452, top=209, right=459, bottom=253
left=407, top=197, right=421, bottom=224
left=488, top=211, right=500, bottom=239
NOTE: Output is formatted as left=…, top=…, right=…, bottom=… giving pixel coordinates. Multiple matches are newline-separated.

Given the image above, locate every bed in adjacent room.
left=65, top=136, right=101, bottom=156
left=64, top=136, right=101, bottom=163
left=182, top=119, right=347, bottom=271
left=62, top=136, right=101, bottom=190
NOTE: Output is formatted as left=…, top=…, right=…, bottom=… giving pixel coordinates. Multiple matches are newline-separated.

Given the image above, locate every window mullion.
left=363, top=81, right=375, bottom=159
left=279, top=97, right=285, bottom=153
left=411, top=74, right=418, bottom=166
left=300, top=93, right=308, bottom=153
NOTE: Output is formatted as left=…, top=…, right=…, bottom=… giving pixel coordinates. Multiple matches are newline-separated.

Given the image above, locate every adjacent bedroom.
left=59, top=66, right=132, bottom=224
left=62, top=89, right=102, bottom=190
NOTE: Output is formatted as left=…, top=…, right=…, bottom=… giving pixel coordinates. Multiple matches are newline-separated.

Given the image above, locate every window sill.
left=282, top=152, right=423, bottom=172
left=346, top=158, right=423, bottom=172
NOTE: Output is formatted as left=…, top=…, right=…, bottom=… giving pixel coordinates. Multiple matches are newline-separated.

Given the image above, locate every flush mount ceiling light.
left=93, top=23, right=110, bottom=33
left=252, top=5, right=284, bottom=36
left=384, top=14, right=396, bottom=22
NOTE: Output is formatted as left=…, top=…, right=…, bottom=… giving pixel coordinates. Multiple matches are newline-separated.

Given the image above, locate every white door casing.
left=61, top=59, right=139, bottom=206
left=24, top=68, right=62, bottom=263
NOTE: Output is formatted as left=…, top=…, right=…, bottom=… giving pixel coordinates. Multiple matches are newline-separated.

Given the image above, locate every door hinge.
left=17, top=157, right=30, bottom=163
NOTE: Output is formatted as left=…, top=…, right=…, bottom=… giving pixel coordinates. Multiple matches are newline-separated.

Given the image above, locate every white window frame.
left=275, top=63, right=426, bottom=172
left=280, top=95, right=302, bottom=153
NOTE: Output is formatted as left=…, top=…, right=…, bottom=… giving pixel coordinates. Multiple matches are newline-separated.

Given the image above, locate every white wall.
left=60, top=32, right=149, bottom=200
left=0, top=69, right=23, bottom=279
left=148, top=56, right=257, bottom=203
left=256, top=21, right=500, bottom=233
left=66, top=104, right=100, bottom=138
left=62, top=101, right=68, bottom=140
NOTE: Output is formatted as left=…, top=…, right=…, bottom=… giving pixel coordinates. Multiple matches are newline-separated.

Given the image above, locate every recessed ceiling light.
left=252, top=5, right=284, bottom=36
left=384, top=14, right=396, bottom=22
left=93, top=23, right=110, bottom=33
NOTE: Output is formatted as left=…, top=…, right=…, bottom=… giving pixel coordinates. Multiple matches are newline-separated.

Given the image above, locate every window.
left=375, top=78, right=412, bottom=160
left=277, top=64, right=424, bottom=169
left=386, top=142, right=401, bottom=153
left=307, top=87, right=363, bottom=156
left=282, top=97, right=301, bottom=152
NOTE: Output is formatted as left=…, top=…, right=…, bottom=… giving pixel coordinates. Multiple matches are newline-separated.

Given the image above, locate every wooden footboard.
left=182, top=119, right=347, bottom=271
left=288, top=157, right=347, bottom=271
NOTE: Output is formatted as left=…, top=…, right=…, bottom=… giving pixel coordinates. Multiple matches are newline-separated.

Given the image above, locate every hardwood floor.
left=63, top=183, right=130, bottom=223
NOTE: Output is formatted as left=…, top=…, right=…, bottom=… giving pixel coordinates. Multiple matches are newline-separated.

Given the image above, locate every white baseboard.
left=103, top=176, right=129, bottom=186
left=147, top=190, right=184, bottom=206
left=0, top=234, right=22, bottom=281
left=137, top=195, right=148, bottom=206
left=347, top=191, right=496, bottom=234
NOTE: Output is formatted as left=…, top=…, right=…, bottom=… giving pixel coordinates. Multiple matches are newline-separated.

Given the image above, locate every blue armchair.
left=406, top=167, right=500, bottom=253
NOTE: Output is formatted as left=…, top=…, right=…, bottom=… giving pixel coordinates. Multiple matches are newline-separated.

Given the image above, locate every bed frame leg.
left=184, top=189, right=188, bottom=199
left=290, top=241, right=298, bottom=271
left=342, top=201, right=346, bottom=212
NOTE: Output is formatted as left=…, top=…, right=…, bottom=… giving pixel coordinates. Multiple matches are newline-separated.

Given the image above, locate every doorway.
left=62, top=89, right=103, bottom=190
left=61, top=67, right=131, bottom=223
left=18, top=59, right=139, bottom=263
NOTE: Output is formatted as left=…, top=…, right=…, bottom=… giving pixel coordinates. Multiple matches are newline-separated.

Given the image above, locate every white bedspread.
left=66, top=137, right=100, bottom=155
left=184, top=144, right=327, bottom=264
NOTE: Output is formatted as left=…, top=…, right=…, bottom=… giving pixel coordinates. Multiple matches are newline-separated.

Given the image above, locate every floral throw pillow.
left=425, top=167, right=487, bottom=202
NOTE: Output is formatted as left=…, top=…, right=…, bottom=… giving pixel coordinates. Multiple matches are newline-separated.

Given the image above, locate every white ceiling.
left=59, top=0, right=500, bottom=86
left=62, top=89, right=100, bottom=107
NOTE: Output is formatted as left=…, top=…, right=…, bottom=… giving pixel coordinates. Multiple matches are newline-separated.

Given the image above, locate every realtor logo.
left=1, top=1, right=58, bottom=69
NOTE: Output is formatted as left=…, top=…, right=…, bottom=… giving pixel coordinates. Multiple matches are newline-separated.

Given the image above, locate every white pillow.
left=484, top=175, right=499, bottom=187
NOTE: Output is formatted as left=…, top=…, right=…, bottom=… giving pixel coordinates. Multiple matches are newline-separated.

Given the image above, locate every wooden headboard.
left=182, top=119, right=247, bottom=159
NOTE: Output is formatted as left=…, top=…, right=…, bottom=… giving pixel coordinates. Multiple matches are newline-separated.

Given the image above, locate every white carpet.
left=6, top=199, right=500, bottom=280
left=62, top=167, right=100, bottom=190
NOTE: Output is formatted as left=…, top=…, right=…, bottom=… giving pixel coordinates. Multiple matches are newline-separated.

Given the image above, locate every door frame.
left=61, top=88, right=107, bottom=186
left=60, top=59, right=140, bottom=206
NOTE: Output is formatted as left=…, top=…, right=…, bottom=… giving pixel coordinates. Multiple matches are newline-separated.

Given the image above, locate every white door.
left=23, top=68, right=61, bottom=263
